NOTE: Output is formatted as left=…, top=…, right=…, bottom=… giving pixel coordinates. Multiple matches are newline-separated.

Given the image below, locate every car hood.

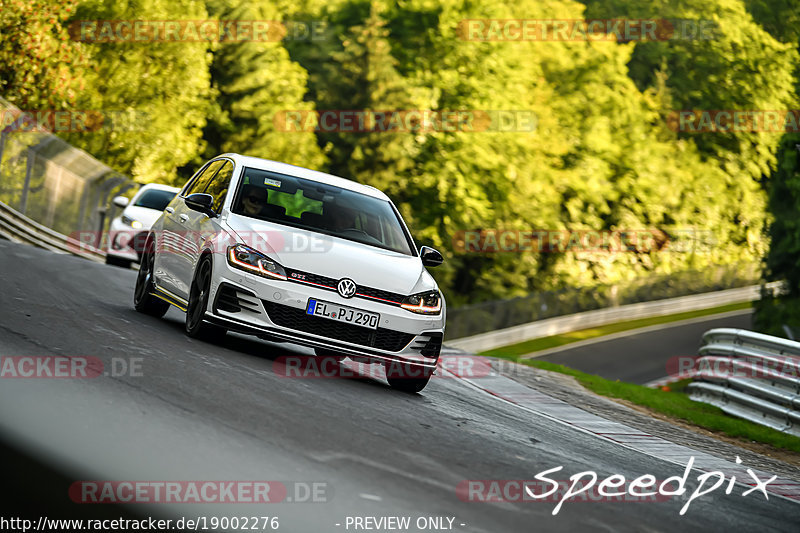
left=223, top=214, right=434, bottom=295
left=123, top=206, right=165, bottom=230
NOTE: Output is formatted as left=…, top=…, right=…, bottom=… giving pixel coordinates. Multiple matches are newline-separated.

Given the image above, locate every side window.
left=184, top=160, right=224, bottom=197
left=204, top=161, right=234, bottom=213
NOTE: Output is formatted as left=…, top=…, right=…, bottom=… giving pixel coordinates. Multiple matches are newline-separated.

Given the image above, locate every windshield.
left=133, top=189, right=177, bottom=211
left=232, top=168, right=414, bottom=256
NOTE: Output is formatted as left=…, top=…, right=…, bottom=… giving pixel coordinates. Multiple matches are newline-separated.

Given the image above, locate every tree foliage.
left=744, top=0, right=800, bottom=43
left=200, top=0, right=326, bottom=169
left=4, top=0, right=800, bottom=310
left=287, top=0, right=798, bottom=303
left=753, top=135, right=800, bottom=335
left=744, top=0, right=800, bottom=334
left=63, top=0, right=214, bottom=185
left=0, top=0, right=86, bottom=109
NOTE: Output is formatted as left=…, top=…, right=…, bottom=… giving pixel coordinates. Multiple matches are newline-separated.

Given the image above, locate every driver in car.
left=240, top=184, right=267, bottom=217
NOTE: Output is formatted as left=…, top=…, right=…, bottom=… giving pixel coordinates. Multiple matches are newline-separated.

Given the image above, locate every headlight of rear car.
left=121, top=215, right=143, bottom=229
left=227, top=244, right=287, bottom=281
left=401, top=290, right=441, bottom=315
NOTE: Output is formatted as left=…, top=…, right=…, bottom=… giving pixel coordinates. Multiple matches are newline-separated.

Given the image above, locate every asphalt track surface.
left=0, top=239, right=797, bottom=532
left=536, top=311, right=753, bottom=384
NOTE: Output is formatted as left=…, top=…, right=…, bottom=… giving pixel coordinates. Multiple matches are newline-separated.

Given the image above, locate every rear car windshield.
left=133, top=189, right=177, bottom=211
left=232, top=168, right=414, bottom=256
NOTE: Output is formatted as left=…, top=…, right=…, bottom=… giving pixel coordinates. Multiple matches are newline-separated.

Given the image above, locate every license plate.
left=306, top=299, right=380, bottom=329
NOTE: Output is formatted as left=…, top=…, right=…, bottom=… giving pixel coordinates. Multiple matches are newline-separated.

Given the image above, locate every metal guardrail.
left=0, top=199, right=105, bottom=262
left=446, top=263, right=761, bottom=340
left=688, top=328, right=800, bottom=437
left=0, top=97, right=137, bottom=246
left=449, top=284, right=775, bottom=353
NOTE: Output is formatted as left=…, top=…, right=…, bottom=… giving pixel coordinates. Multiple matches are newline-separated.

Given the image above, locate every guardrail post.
left=45, top=165, right=63, bottom=228
left=0, top=131, right=7, bottom=180
left=95, top=206, right=106, bottom=249
left=19, top=149, right=34, bottom=215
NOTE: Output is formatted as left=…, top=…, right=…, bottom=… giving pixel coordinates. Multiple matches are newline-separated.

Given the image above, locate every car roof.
left=137, top=183, right=181, bottom=193
left=220, top=153, right=389, bottom=201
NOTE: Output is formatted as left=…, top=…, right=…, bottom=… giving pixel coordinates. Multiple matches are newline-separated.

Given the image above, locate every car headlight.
left=401, top=290, right=441, bottom=315
left=227, top=244, right=287, bottom=281
left=121, top=215, right=143, bottom=229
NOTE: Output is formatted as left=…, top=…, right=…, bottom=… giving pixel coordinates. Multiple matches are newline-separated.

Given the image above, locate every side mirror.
left=112, top=196, right=129, bottom=209
left=420, top=246, right=443, bottom=267
left=184, top=193, right=214, bottom=216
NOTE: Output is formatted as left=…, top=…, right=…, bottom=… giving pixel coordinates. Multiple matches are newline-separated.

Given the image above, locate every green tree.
left=754, top=136, right=800, bottom=335
left=581, top=0, right=799, bottom=181
left=577, top=0, right=798, bottom=298
left=64, top=0, right=213, bottom=185
left=743, top=1, right=800, bottom=335
left=286, top=0, right=789, bottom=303
left=744, top=0, right=800, bottom=43
left=200, top=0, right=326, bottom=169
left=289, top=0, right=567, bottom=302
left=0, top=0, right=86, bottom=110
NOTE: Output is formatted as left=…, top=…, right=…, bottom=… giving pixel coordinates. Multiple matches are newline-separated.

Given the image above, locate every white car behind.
left=106, top=183, right=180, bottom=268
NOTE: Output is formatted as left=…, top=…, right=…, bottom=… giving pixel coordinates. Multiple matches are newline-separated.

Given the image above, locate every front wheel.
left=133, top=240, right=169, bottom=318
left=385, top=362, right=433, bottom=393
left=185, top=256, right=227, bottom=340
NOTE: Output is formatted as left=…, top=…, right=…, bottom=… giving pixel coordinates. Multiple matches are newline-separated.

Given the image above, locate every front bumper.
left=107, top=223, right=148, bottom=263
left=206, top=256, right=444, bottom=369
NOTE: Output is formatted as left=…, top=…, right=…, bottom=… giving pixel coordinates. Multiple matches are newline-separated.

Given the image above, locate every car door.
left=173, top=160, right=235, bottom=297
left=158, top=159, right=224, bottom=299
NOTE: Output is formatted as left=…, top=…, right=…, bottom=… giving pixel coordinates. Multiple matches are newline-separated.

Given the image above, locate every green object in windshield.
left=267, top=188, right=323, bottom=218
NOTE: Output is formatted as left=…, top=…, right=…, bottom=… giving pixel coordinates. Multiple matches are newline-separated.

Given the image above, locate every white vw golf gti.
left=134, top=154, right=445, bottom=392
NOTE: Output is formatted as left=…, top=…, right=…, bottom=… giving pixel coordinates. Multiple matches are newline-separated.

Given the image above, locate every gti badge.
left=337, top=278, right=357, bottom=298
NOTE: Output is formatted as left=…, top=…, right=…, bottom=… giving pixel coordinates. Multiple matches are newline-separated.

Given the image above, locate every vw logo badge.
left=337, top=278, right=357, bottom=299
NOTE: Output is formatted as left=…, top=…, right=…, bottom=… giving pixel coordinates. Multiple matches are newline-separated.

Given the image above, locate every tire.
left=185, top=256, right=227, bottom=340
left=106, top=255, right=132, bottom=269
left=133, top=240, right=170, bottom=318
left=385, top=362, right=433, bottom=393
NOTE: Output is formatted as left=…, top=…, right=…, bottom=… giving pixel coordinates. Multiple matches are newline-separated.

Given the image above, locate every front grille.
left=285, top=267, right=404, bottom=306
left=357, top=286, right=403, bottom=304
left=214, top=284, right=261, bottom=314
left=286, top=268, right=337, bottom=288
left=410, top=332, right=443, bottom=358
left=263, top=301, right=414, bottom=352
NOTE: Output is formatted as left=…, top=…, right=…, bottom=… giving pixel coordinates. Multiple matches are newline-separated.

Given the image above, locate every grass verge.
left=479, top=301, right=752, bottom=359
left=496, top=354, right=800, bottom=453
